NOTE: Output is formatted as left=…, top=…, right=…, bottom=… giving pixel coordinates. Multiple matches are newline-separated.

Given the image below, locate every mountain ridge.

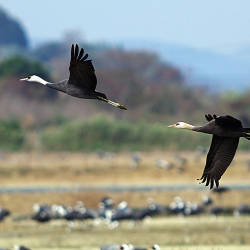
left=121, top=40, right=250, bottom=91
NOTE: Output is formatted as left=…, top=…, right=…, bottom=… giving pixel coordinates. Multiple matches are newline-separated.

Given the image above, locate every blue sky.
left=1, top=0, right=250, bottom=53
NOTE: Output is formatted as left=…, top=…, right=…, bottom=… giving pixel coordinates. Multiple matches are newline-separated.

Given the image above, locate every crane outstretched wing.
left=68, top=44, right=97, bottom=91
left=198, top=135, right=239, bottom=189
left=214, top=115, right=242, bottom=129
left=205, top=114, right=242, bottom=129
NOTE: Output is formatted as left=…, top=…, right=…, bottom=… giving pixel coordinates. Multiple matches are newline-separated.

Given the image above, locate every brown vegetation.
left=0, top=151, right=249, bottom=186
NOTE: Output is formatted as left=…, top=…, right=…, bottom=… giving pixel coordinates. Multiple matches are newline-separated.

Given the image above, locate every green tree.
left=0, top=56, right=50, bottom=79
left=0, top=56, right=57, bottom=99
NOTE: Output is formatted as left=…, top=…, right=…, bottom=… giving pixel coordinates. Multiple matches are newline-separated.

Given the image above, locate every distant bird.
left=155, top=159, right=173, bottom=170
left=169, top=114, right=250, bottom=189
left=20, top=44, right=127, bottom=110
left=202, top=195, right=213, bottom=206
left=14, top=246, right=30, bottom=250
left=100, top=244, right=120, bottom=250
left=174, top=155, right=187, bottom=173
left=32, top=210, right=51, bottom=223
left=174, top=155, right=187, bottom=165
left=211, top=186, right=230, bottom=194
left=120, top=244, right=133, bottom=250
left=130, top=152, right=141, bottom=168
left=152, top=245, right=160, bottom=250
left=234, top=204, right=250, bottom=216
left=101, top=197, right=115, bottom=209
left=0, top=208, right=10, bottom=221
left=120, top=244, right=146, bottom=250
left=194, top=146, right=207, bottom=161
left=210, top=206, right=225, bottom=216
left=31, top=204, right=51, bottom=223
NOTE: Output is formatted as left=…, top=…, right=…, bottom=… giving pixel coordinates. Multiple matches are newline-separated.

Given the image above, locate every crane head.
left=20, top=75, right=48, bottom=85
left=168, top=122, right=194, bottom=130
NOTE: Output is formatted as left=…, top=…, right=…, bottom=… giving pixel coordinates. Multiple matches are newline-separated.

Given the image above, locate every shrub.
left=41, top=116, right=212, bottom=151
left=0, top=119, right=25, bottom=150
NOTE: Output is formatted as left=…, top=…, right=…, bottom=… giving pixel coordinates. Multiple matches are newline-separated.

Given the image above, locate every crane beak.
left=168, top=124, right=176, bottom=128
left=20, top=77, right=29, bottom=81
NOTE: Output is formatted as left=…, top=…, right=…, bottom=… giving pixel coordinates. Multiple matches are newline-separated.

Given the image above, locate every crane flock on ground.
left=1, top=192, right=250, bottom=226
left=1, top=193, right=250, bottom=249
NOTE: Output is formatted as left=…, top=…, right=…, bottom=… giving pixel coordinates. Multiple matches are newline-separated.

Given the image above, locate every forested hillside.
left=0, top=7, right=28, bottom=48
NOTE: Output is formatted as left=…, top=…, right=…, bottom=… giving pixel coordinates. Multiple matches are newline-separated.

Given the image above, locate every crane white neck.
left=28, top=75, right=49, bottom=85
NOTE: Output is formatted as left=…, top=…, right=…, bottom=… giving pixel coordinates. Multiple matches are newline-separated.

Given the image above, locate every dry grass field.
left=0, top=151, right=249, bottom=186
left=0, top=151, right=250, bottom=249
